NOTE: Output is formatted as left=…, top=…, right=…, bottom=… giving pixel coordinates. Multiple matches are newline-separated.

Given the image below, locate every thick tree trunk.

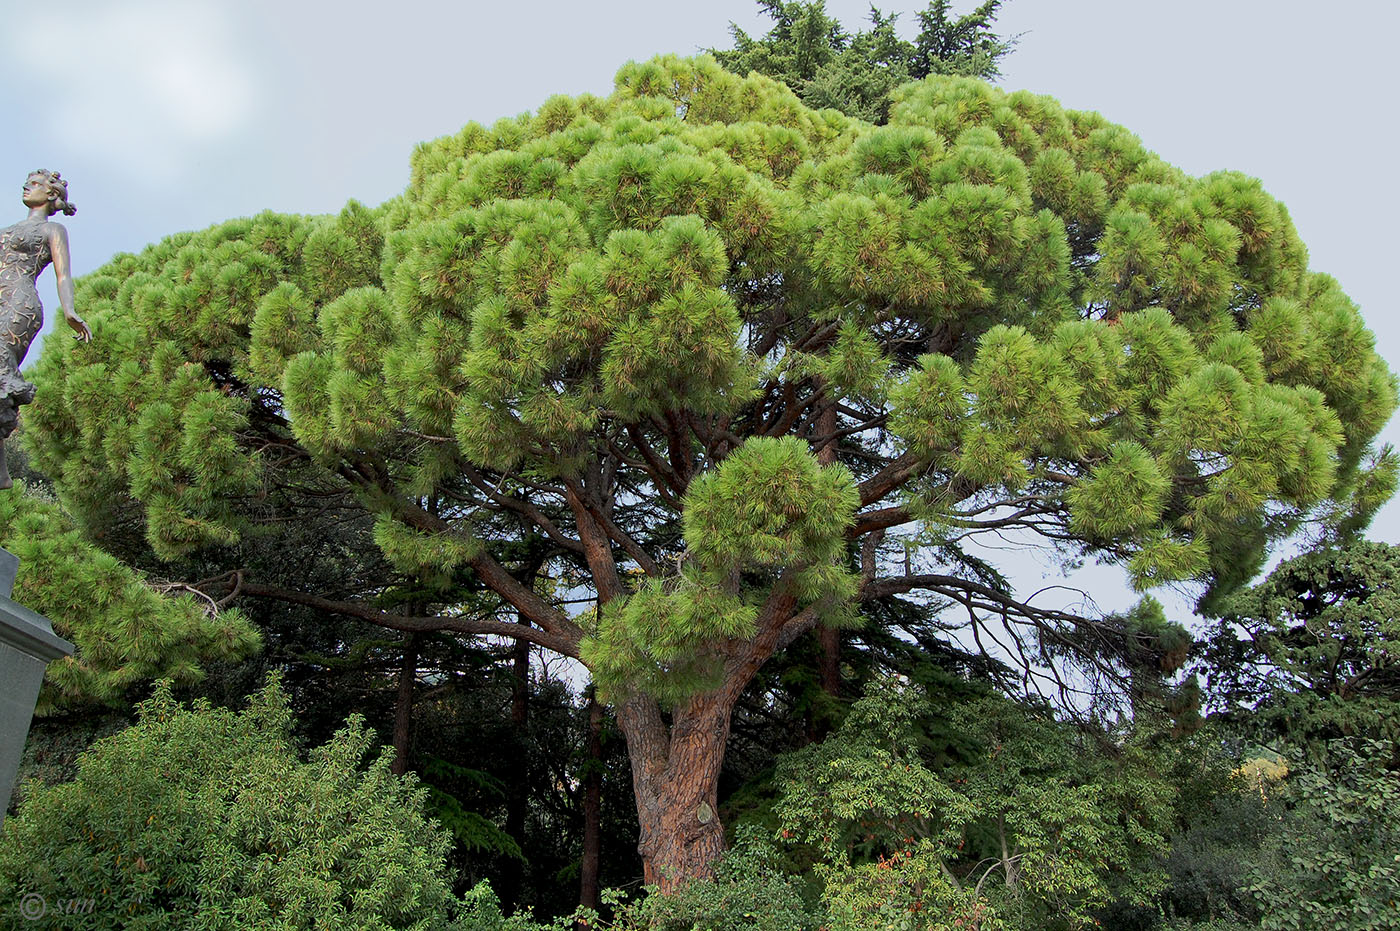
left=565, top=471, right=797, bottom=892
left=617, top=688, right=734, bottom=892
left=578, top=690, right=604, bottom=913
left=390, top=631, right=420, bottom=776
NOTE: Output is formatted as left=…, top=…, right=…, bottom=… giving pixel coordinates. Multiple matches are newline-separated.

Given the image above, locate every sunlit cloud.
left=4, top=1, right=258, bottom=173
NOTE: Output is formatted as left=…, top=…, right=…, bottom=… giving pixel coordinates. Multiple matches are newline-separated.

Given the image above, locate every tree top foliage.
left=711, top=0, right=1015, bottom=122
left=24, top=54, right=1397, bottom=707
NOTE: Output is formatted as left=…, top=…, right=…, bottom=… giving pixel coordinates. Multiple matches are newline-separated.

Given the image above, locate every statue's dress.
left=0, top=218, right=48, bottom=439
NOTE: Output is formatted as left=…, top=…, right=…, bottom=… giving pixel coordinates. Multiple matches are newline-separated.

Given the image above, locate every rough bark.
left=567, top=465, right=808, bottom=890
left=618, top=689, right=732, bottom=892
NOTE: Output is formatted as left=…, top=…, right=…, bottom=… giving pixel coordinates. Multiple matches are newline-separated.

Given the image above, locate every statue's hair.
left=28, top=169, right=76, bottom=217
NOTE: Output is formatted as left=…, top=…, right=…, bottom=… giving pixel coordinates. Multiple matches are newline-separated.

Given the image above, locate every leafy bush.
left=1248, top=739, right=1400, bottom=931
left=772, top=678, right=1171, bottom=929
left=450, top=882, right=558, bottom=931
left=599, top=826, right=821, bottom=931
left=1158, top=786, right=1272, bottom=926
left=444, top=833, right=821, bottom=931
left=0, top=678, right=460, bottom=930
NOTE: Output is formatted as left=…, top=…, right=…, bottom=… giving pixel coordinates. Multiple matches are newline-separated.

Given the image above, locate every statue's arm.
left=47, top=223, right=90, bottom=342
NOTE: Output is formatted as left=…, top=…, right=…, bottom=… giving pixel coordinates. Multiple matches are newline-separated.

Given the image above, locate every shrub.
left=0, top=677, right=459, bottom=930
left=1248, top=739, right=1400, bottom=931
left=602, top=826, right=821, bottom=931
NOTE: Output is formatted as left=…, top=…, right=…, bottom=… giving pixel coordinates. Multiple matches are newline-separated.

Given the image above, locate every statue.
left=0, top=170, right=91, bottom=488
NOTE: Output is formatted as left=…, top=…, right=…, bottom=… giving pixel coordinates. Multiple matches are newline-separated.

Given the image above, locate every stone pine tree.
left=713, top=0, right=1016, bottom=699
left=24, top=57, right=1396, bottom=888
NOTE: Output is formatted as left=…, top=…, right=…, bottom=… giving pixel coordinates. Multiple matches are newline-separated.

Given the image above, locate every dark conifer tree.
left=713, top=1, right=1014, bottom=121
left=1203, top=540, right=1400, bottom=749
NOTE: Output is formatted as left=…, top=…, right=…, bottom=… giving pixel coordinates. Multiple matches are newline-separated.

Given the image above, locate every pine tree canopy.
left=0, top=486, right=260, bottom=712
left=19, top=55, right=1397, bottom=883
left=24, top=54, right=1396, bottom=700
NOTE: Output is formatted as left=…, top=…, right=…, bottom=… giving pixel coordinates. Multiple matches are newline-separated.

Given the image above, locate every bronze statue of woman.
left=0, top=170, right=91, bottom=488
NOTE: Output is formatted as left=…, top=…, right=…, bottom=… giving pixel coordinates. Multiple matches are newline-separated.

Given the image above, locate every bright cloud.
left=5, top=1, right=258, bottom=172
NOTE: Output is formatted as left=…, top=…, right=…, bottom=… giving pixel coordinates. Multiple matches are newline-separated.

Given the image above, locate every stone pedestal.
left=0, top=548, right=73, bottom=826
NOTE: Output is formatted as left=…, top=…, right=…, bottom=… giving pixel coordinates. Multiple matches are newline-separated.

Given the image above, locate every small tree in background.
left=1203, top=540, right=1400, bottom=750
left=712, top=0, right=1014, bottom=121
left=774, top=679, right=1176, bottom=929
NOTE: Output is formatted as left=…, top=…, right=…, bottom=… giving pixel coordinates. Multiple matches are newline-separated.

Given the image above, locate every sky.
left=2, top=0, right=1397, bottom=619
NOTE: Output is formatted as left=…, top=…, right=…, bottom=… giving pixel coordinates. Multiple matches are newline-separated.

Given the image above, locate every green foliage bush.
left=771, top=678, right=1172, bottom=930
left=1247, top=739, right=1400, bottom=931
left=451, top=882, right=559, bottom=931
left=437, top=834, right=822, bottom=931
left=0, top=678, right=460, bottom=930
left=599, top=827, right=821, bottom=931
left=1158, top=785, right=1272, bottom=927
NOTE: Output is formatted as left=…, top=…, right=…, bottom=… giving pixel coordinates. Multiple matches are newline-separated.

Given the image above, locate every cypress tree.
left=24, top=57, right=1396, bottom=887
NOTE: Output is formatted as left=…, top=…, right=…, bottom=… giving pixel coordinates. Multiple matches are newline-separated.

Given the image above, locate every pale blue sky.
left=2, top=0, right=1396, bottom=616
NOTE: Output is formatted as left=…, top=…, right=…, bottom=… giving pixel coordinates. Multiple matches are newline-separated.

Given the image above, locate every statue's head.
left=23, top=170, right=76, bottom=217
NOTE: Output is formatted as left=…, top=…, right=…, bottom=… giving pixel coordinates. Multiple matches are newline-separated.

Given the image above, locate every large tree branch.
left=774, top=602, right=826, bottom=654
left=763, top=382, right=823, bottom=438
left=237, top=580, right=582, bottom=657
left=856, top=450, right=922, bottom=506
left=615, top=692, right=672, bottom=825
left=811, top=413, right=887, bottom=455
left=851, top=505, right=914, bottom=538
left=342, top=471, right=583, bottom=643
left=564, top=478, right=663, bottom=577
left=723, top=584, right=800, bottom=704
left=566, top=482, right=627, bottom=602
left=625, top=423, right=687, bottom=500
left=747, top=306, right=792, bottom=360
left=660, top=410, right=694, bottom=489
left=463, top=464, right=586, bottom=557
left=468, top=550, right=586, bottom=643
